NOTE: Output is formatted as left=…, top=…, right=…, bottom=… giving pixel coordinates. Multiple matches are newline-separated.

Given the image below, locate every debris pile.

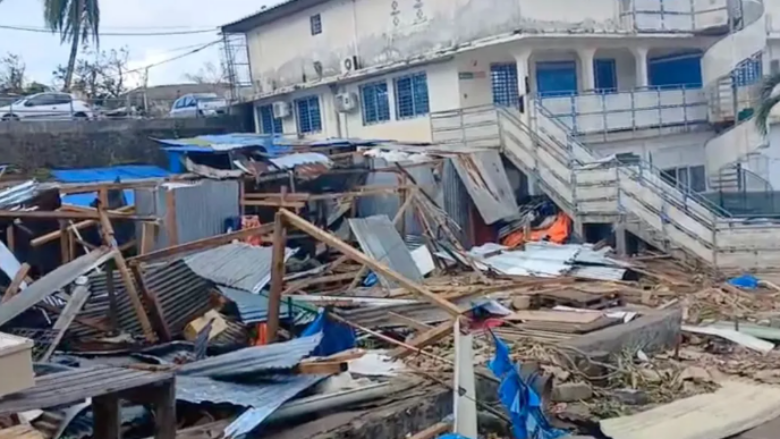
left=0, top=141, right=778, bottom=439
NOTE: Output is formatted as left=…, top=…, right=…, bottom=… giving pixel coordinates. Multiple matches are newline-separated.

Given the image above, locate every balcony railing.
left=537, top=86, right=709, bottom=138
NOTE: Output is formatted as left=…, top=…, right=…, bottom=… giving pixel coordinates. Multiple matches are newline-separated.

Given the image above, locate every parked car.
left=0, top=92, right=94, bottom=121
left=169, top=93, right=229, bottom=118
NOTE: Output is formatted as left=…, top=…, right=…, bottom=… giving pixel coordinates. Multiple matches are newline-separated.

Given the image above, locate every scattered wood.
left=0, top=210, right=157, bottom=222
left=390, top=320, right=455, bottom=359
left=293, top=360, right=348, bottom=375
left=39, top=279, right=93, bottom=362
left=1, top=263, right=29, bottom=303
left=30, top=206, right=136, bottom=247
left=267, top=211, right=287, bottom=343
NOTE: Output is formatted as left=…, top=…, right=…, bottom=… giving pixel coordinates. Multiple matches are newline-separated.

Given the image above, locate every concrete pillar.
left=632, top=47, right=649, bottom=88
left=512, top=49, right=531, bottom=100
left=578, top=48, right=597, bottom=93
left=511, top=49, right=538, bottom=194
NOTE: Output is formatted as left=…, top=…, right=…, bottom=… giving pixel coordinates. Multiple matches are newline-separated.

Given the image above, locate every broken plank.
left=267, top=211, right=287, bottom=343
left=293, top=361, right=348, bottom=375
left=408, top=421, right=452, bottom=439
left=390, top=320, right=454, bottom=359
left=39, top=278, right=93, bottom=361
left=31, top=206, right=135, bottom=247
left=129, top=224, right=274, bottom=264
left=2, top=263, right=29, bottom=303
left=0, top=210, right=156, bottom=221
left=278, top=209, right=462, bottom=317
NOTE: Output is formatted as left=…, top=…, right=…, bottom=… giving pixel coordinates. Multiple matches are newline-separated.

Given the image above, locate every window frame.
left=490, top=63, right=519, bottom=107
left=393, top=72, right=429, bottom=120
left=258, top=104, right=283, bottom=135
left=295, top=95, right=322, bottom=134
left=359, top=80, right=391, bottom=125
left=310, top=14, right=322, bottom=35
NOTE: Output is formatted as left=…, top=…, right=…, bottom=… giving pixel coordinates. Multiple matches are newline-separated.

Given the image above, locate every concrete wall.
left=584, top=130, right=713, bottom=171
left=0, top=117, right=244, bottom=173
left=245, top=0, right=623, bottom=91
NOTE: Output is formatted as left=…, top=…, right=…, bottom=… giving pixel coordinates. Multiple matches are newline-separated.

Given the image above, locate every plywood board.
left=601, top=381, right=780, bottom=439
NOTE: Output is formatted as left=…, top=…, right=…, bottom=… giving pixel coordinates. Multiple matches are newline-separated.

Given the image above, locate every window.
left=733, top=57, right=762, bottom=86
left=536, top=61, right=577, bottom=96
left=26, top=93, right=58, bottom=106
left=491, top=63, right=519, bottom=107
left=394, top=72, right=429, bottom=119
left=360, top=81, right=390, bottom=125
left=295, top=95, right=322, bottom=134
left=310, top=14, right=322, bottom=35
left=594, top=59, right=617, bottom=93
left=258, top=104, right=283, bottom=134
left=661, top=165, right=706, bottom=193
left=648, top=51, right=703, bottom=89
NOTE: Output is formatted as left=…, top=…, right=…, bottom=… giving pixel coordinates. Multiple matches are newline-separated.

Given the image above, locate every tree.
left=52, top=47, right=131, bottom=103
left=44, top=0, right=100, bottom=92
left=0, top=53, right=25, bottom=94
left=755, top=73, right=780, bottom=136
left=183, top=61, right=227, bottom=85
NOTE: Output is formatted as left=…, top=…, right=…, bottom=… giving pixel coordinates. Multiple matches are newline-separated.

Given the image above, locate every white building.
left=221, top=0, right=780, bottom=269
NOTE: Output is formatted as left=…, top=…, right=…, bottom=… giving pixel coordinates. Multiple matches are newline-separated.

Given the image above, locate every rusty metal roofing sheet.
left=348, top=215, right=422, bottom=288
left=0, top=366, right=173, bottom=416
left=178, top=332, right=322, bottom=379
left=184, top=243, right=294, bottom=293
left=0, top=247, right=116, bottom=327
left=451, top=150, right=518, bottom=224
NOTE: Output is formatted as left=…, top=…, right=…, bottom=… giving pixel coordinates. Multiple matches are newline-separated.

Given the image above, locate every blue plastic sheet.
left=437, top=435, right=471, bottom=439
left=488, top=334, right=567, bottom=439
left=301, top=311, right=356, bottom=357
left=728, top=274, right=760, bottom=290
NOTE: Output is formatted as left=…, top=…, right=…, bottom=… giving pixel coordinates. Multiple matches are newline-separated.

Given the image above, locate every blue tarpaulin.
left=489, top=334, right=567, bottom=439
left=728, top=274, right=760, bottom=290
left=52, top=165, right=171, bottom=207
left=301, top=311, right=356, bottom=357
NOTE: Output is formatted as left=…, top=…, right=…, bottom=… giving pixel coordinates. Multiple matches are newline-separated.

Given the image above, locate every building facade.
left=222, top=0, right=780, bottom=269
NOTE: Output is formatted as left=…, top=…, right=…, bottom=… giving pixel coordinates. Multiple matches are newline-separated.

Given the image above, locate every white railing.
left=618, top=0, right=729, bottom=32
left=538, top=87, right=708, bottom=136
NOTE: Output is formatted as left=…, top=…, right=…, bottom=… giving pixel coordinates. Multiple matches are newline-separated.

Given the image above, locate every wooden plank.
left=390, top=320, right=454, bottom=359
left=293, top=361, right=348, bottom=375
left=2, top=263, right=29, bottom=303
left=387, top=312, right=433, bottom=332
left=129, top=224, right=274, bottom=264
left=0, top=210, right=156, bottom=221
left=31, top=206, right=135, bottom=247
left=59, top=221, right=70, bottom=264
left=267, top=211, right=287, bottom=343
left=39, top=279, right=93, bottom=361
left=279, top=209, right=462, bottom=317
left=97, top=207, right=157, bottom=342
left=165, top=189, right=178, bottom=246
left=130, top=264, right=172, bottom=342
left=503, top=310, right=605, bottom=323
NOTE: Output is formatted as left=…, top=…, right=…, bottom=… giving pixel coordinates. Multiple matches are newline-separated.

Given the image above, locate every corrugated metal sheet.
left=337, top=294, right=481, bottom=328
left=176, top=374, right=323, bottom=407
left=442, top=158, right=472, bottom=247
left=348, top=215, right=423, bottom=288
left=0, top=180, right=38, bottom=209
left=73, top=258, right=214, bottom=339
left=0, top=247, right=116, bottom=326
left=217, top=286, right=293, bottom=324
left=178, top=333, right=322, bottom=379
left=134, top=179, right=239, bottom=251
left=223, top=375, right=324, bottom=438
left=269, top=152, right=332, bottom=169
left=451, top=150, right=518, bottom=224
left=184, top=243, right=293, bottom=293
left=156, top=133, right=291, bottom=155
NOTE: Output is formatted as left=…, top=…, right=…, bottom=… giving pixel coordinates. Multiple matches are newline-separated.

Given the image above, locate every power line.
left=105, top=40, right=222, bottom=79
left=0, top=24, right=218, bottom=36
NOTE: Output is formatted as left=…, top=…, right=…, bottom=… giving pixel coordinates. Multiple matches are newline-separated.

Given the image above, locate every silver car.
left=169, top=93, right=229, bottom=118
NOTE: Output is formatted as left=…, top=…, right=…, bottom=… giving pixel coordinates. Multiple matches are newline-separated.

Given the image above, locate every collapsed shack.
left=0, top=140, right=779, bottom=439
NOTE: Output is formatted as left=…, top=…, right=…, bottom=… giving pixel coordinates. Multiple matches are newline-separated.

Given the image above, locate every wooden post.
left=5, top=225, right=13, bottom=253
left=59, top=221, right=70, bottom=264
left=93, top=394, right=121, bottom=439
left=267, top=211, right=287, bottom=343
left=97, top=207, right=157, bottom=342
left=279, top=209, right=462, bottom=317
left=151, top=378, right=177, bottom=439
left=164, top=188, right=178, bottom=246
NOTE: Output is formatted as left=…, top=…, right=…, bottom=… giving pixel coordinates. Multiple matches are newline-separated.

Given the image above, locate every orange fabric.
left=501, top=213, right=572, bottom=248
left=254, top=323, right=267, bottom=346
left=242, top=216, right=263, bottom=246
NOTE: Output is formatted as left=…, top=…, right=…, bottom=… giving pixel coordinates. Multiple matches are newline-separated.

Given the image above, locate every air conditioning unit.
left=336, top=92, right=358, bottom=113
left=341, top=55, right=359, bottom=75
left=272, top=101, right=291, bottom=119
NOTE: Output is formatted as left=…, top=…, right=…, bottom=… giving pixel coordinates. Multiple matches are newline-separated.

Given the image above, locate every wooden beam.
left=97, top=207, right=157, bottom=342
left=59, top=221, right=70, bottom=264
left=0, top=210, right=156, bottom=221
left=164, top=189, right=178, bottom=246
left=58, top=179, right=163, bottom=195
left=390, top=320, right=454, bottom=359
left=279, top=209, right=462, bottom=317
left=140, top=222, right=156, bottom=255
left=293, top=360, right=348, bottom=375
left=387, top=312, right=432, bottom=332
left=130, top=264, right=172, bottom=342
left=1, top=263, right=29, bottom=303
left=93, top=394, right=121, bottom=439
left=129, top=224, right=274, bottom=265
left=267, top=211, right=287, bottom=343
left=407, top=422, right=452, bottom=439
left=39, top=278, right=92, bottom=361
left=150, top=378, right=177, bottom=439
left=30, top=206, right=135, bottom=247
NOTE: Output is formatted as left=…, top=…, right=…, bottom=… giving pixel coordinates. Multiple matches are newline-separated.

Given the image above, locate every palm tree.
left=44, top=0, right=100, bottom=91
left=755, top=73, right=780, bottom=136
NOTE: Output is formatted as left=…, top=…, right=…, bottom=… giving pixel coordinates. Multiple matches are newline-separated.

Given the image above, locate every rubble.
left=0, top=142, right=779, bottom=439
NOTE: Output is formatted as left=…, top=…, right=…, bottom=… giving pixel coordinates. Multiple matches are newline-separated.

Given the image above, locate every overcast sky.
left=0, top=0, right=274, bottom=87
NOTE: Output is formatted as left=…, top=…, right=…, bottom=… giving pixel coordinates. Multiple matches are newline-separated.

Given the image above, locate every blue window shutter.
left=648, top=51, right=703, bottom=89
left=536, top=61, right=577, bottom=96
left=258, top=104, right=282, bottom=134
left=295, top=96, right=322, bottom=134
left=394, top=72, right=429, bottom=119
left=360, top=81, right=390, bottom=125
left=594, top=59, right=617, bottom=93
left=491, top=63, right=519, bottom=107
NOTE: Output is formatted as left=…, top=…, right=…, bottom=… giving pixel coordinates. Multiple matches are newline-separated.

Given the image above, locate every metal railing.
left=617, top=0, right=729, bottom=33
